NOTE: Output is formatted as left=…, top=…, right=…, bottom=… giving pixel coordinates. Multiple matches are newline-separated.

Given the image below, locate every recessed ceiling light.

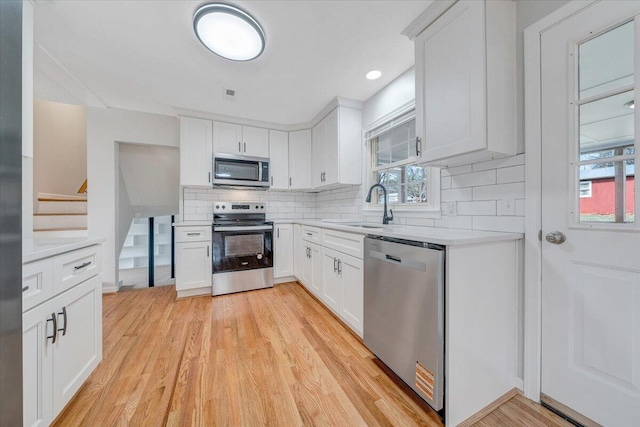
left=193, top=3, right=265, bottom=62
left=624, top=100, right=635, bottom=109
left=365, top=70, right=382, bottom=80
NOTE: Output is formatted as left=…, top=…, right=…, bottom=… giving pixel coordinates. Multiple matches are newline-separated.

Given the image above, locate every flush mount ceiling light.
left=193, top=3, right=265, bottom=61
left=624, top=100, right=635, bottom=109
left=365, top=70, right=382, bottom=80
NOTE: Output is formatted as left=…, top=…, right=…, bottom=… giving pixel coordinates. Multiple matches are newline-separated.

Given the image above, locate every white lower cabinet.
left=22, top=244, right=103, bottom=427
left=51, top=276, right=102, bottom=414
left=293, top=225, right=364, bottom=337
left=274, top=224, right=294, bottom=278
left=175, top=225, right=212, bottom=297
left=23, top=300, right=54, bottom=427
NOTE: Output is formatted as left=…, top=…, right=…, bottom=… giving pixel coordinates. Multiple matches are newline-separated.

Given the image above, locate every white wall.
left=361, top=67, right=415, bottom=128
left=33, top=100, right=87, bottom=206
left=87, top=107, right=179, bottom=292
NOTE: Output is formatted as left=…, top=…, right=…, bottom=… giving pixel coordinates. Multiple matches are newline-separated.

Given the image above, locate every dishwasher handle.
left=385, top=254, right=402, bottom=263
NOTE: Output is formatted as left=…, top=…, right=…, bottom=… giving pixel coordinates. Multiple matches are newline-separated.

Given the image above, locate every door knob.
left=545, top=231, right=566, bottom=244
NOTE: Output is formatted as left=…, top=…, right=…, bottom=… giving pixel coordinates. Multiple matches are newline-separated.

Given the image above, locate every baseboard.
left=102, top=285, right=118, bottom=294
left=274, top=275, right=297, bottom=284
left=176, top=287, right=212, bottom=299
left=457, top=387, right=518, bottom=427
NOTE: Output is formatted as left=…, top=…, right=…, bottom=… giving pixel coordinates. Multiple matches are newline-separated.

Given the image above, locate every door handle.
left=415, top=136, right=422, bottom=157
left=545, top=231, right=566, bottom=245
left=22, top=285, right=29, bottom=292
left=58, top=306, right=67, bottom=336
left=47, top=312, right=58, bottom=343
left=337, top=259, right=342, bottom=275
left=74, top=261, right=92, bottom=271
left=333, top=257, right=337, bottom=272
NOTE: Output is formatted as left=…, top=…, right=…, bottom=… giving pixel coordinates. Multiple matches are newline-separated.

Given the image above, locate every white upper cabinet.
left=212, top=121, right=242, bottom=155
left=410, top=0, right=516, bottom=167
left=212, top=122, right=269, bottom=158
left=288, top=129, right=312, bottom=190
left=269, top=130, right=289, bottom=190
left=242, top=126, right=269, bottom=158
left=180, top=116, right=213, bottom=187
left=311, top=106, right=362, bottom=189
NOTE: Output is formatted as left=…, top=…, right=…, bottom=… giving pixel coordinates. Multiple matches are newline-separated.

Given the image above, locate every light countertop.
left=23, top=237, right=105, bottom=264
left=173, top=221, right=212, bottom=227
left=273, top=219, right=523, bottom=246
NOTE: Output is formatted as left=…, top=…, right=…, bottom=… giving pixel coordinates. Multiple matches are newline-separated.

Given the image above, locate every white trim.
left=363, top=100, right=416, bottom=134
left=523, top=0, right=599, bottom=403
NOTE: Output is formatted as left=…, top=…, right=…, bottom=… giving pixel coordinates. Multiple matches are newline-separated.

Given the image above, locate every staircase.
left=34, top=193, right=88, bottom=237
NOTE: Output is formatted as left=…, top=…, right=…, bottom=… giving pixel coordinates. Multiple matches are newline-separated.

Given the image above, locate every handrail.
left=77, top=179, right=87, bottom=194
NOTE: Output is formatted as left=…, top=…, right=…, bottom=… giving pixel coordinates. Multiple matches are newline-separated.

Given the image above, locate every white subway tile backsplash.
left=450, top=170, right=497, bottom=188
left=441, top=164, right=473, bottom=177
left=457, top=201, right=497, bottom=216
left=471, top=154, right=525, bottom=172
left=497, top=165, right=525, bottom=184
left=473, top=216, right=525, bottom=233
left=473, top=182, right=525, bottom=201
left=442, top=188, right=473, bottom=202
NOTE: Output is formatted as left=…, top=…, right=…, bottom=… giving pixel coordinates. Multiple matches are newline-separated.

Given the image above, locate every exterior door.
left=541, top=2, right=640, bottom=426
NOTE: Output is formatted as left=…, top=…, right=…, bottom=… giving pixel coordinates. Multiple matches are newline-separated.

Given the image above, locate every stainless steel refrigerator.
left=0, top=1, right=24, bottom=425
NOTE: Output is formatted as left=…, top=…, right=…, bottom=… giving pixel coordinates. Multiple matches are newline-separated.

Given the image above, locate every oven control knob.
left=257, top=254, right=263, bottom=260
left=261, top=206, right=264, bottom=209
left=222, top=205, right=225, bottom=209
left=215, top=205, right=219, bottom=209
left=255, top=205, right=259, bottom=209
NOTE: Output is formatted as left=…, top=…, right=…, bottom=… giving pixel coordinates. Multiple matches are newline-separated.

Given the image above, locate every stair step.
left=33, top=228, right=88, bottom=238
left=37, top=200, right=87, bottom=214
left=37, top=197, right=87, bottom=202
left=33, top=214, right=87, bottom=230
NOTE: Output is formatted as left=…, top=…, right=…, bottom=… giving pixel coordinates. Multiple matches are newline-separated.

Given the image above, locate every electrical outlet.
left=498, top=198, right=516, bottom=216
left=443, top=201, right=457, bottom=216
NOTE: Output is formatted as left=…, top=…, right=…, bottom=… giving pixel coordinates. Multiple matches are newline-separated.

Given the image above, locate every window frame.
left=362, top=103, right=441, bottom=215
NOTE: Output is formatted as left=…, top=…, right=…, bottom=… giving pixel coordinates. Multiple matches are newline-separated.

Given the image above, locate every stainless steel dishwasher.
left=364, top=236, right=445, bottom=414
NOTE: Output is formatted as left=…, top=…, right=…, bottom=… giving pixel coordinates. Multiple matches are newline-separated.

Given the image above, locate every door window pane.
left=579, top=21, right=634, bottom=99
left=580, top=90, right=634, bottom=154
left=579, top=160, right=635, bottom=223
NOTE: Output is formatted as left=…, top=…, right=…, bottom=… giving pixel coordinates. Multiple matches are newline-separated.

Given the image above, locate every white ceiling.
left=33, top=0, right=430, bottom=124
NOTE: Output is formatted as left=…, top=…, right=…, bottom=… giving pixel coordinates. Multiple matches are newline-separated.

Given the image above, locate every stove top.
left=212, top=201, right=270, bottom=227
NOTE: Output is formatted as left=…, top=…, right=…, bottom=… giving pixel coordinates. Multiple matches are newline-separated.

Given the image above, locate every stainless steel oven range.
left=211, top=201, right=273, bottom=296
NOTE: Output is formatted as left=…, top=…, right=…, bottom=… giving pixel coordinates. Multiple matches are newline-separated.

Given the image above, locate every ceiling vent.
left=224, top=88, right=236, bottom=101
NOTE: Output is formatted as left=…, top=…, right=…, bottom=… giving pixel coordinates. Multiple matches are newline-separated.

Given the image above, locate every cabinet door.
left=23, top=301, right=54, bottom=427
left=180, top=117, right=213, bottom=186
left=311, top=119, right=326, bottom=188
left=175, top=241, right=212, bottom=291
left=52, top=275, right=102, bottom=414
left=300, top=244, right=312, bottom=289
left=288, top=129, right=312, bottom=189
left=274, top=224, right=294, bottom=278
left=339, top=253, right=364, bottom=336
left=309, top=243, right=323, bottom=298
left=321, top=247, right=341, bottom=312
left=213, top=121, right=243, bottom=155
left=242, top=126, right=269, bottom=158
left=293, top=224, right=302, bottom=279
left=269, top=130, right=289, bottom=189
left=323, top=108, right=340, bottom=186
left=416, top=0, right=486, bottom=163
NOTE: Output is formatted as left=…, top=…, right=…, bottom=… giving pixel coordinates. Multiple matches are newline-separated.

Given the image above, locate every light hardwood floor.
left=53, top=282, right=572, bottom=426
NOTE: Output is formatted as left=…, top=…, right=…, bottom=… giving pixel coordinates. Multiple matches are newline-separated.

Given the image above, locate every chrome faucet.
left=365, top=184, right=394, bottom=225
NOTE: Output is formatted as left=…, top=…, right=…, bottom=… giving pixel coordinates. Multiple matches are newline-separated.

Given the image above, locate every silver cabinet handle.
left=207, top=245, right=210, bottom=257
left=47, top=313, right=57, bottom=343
left=415, top=136, right=422, bottom=157
left=306, top=232, right=312, bottom=236
left=238, top=142, right=241, bottom=153
left=22, top=285, right=29, bottom=292
left=244, top=142, right=247, bottom=152
left=337, top=259, right=342, bottom=275
left=333, top=258, right=337, bottom=272
left=277, top=228, right=280, bottom=238
left=545, top=231, right=566, bottom=245
left=289, top=177, right=292, bottom=187
left=208, top=172, right=211, bottom=183
left=186, top=232, right=201, bottom=236
left=270, top=176, right=273, bottom=186
left=58, top=306, right=67, bottom=336
left=74, top=261, right=91, bottom=271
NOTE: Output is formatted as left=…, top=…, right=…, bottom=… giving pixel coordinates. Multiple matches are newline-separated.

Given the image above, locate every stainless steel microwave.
left=212, top=153, right=270, bottom=188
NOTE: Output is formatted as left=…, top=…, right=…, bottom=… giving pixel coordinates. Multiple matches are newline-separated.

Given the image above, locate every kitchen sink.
left=340, top=223, right=389, bottom=231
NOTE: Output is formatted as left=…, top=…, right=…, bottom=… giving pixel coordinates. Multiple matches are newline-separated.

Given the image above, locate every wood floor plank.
left=53, top=282, right=566, bottom=427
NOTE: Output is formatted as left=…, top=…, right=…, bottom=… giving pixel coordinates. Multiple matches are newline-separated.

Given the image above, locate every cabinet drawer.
left=175, top=226, right=212, bottom=243
left=53, top=245, right=102, bottom=295
left=22, top=258, right=54, bottom=312
left=322, top=228, right=364, bottom=259
left=301, top=226, right=321, bottom=244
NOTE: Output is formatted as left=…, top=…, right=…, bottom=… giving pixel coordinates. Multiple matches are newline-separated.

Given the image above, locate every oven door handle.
left=214, top=225, right=273, bottom=232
